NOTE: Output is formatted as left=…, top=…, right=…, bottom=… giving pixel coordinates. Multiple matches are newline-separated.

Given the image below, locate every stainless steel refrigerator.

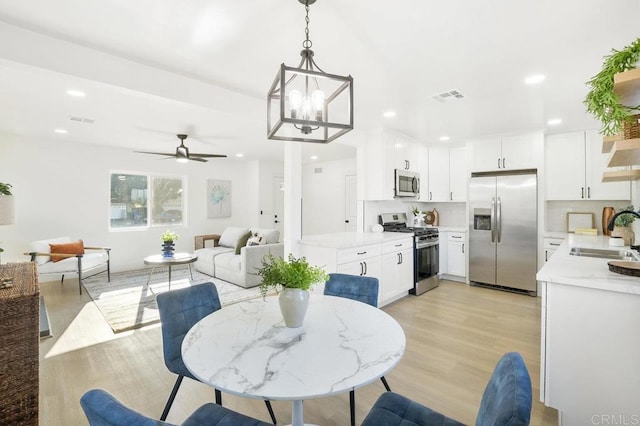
left=468, top=171, right=537, bottom=295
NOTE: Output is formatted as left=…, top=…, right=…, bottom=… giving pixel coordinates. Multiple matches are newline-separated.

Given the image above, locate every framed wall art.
left=207, top=179, right=231, bottom=218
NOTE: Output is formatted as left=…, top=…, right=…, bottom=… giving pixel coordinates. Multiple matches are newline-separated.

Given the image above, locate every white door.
left=345, top=175, right=357, bottom=231
left=501, top=133, right=535, bottom=170
left=272, top=176, right=284, bottom=238
left=428, top=147, right=450, bottom=201
left=472, top=137, right=502, bottom=172
left=449, top=146, right=468, bottom=201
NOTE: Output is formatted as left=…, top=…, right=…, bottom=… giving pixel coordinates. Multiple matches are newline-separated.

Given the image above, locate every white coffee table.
left=143, top=252, right=198, bottom=290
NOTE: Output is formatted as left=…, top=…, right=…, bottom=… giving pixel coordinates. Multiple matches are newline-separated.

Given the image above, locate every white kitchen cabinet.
left=298, top=235, right=414, bottom=307
left=447, top=232, right=466, bottom=277
left=543, top=237, right=563, bottom=262
left=449, top=146, right=468, bottom=201
left=426, top=146, right=468, bottom=202
left=546, top=130, right=630, bottom=200
left=358, top=128, right=427, bottom=201
left=381, top=238, right=414, bottom=302
left=427, top=147, right=449, bottom=201
left=470, top=132, right=538, bottom=172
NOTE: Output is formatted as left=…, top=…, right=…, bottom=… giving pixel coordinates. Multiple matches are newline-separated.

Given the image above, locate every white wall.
left=302, top=157, right=356, bottom=236
left=0, top=134, right=261, bottom=274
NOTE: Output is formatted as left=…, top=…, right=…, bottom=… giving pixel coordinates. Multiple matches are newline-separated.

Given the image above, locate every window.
left=110, top=172, right=185, bottom=229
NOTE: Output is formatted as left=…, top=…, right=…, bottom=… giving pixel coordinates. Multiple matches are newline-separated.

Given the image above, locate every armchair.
left=25, top=236, right=110, bottom=295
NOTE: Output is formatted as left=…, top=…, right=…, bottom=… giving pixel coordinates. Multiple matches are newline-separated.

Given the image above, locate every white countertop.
left=536, top=234, right=640, bottom=295
left=543, top=231, right=568, bottom=239
left=298, top=232, right=411, bottom=249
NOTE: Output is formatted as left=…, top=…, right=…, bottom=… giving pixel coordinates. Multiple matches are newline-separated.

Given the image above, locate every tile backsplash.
left=545, top=200, right=632, bottom=234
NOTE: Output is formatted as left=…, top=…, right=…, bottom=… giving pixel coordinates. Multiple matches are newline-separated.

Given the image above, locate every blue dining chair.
left=156, top=283, right=277, bottom=424
left=323, top=273, right=391, bottom=426
left=80, top=389, right=271, bottom=426
left=360, top=352, right=533, bottom=426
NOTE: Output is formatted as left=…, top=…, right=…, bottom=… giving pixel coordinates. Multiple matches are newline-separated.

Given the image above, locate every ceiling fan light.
left=176, top=157, right=188, bottom=163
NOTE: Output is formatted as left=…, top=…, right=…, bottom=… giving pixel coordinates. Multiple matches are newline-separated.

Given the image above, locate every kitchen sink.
left=569, top=247, right=639, bottom=261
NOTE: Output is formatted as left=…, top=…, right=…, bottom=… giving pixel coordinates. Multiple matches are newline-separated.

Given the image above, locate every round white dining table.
left=182, top=294, right=406, bottom=426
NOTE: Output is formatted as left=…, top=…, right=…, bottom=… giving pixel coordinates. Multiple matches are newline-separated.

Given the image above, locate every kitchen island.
left=536, top=234, right=640, bottom=426
left=298, top=232, right=414, bottom=307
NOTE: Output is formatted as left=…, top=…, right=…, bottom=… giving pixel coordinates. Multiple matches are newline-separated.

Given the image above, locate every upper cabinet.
left=426, top=146, right=468, bottom=202
left=545, top=130, right=630, bottom=200
left=358, top=128, right=427, bottom=201
left=469, top=132, right=540, bottom=172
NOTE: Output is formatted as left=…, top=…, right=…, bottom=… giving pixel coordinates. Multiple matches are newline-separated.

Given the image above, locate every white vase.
left=611, top=226, right=635, bottom=246
left=278, top=288, right=310, bottom=328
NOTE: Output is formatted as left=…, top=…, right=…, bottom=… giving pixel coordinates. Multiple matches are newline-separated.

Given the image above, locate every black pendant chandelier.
left=267, top=0, right=353, bottom=143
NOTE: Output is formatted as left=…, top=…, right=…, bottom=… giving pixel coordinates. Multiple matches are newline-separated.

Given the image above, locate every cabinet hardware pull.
left=462, top=243, right=465, bottom=254
left=357, top=251, right=367, bottom=255
left=400, top=252, right=403, bottom=263
left=397, top=253, right=401, bottom=264
left=502, top=157, right=505, bottom=168
left=550, top=243, right=560, bottom=246
left=545, top=251, right=548, bottom=262
left=360, top=262, right=364, bottom=276
left=581, top=187, right=584, bottom=199
left=587, top=187, right=591, bottom=198
left=429, top=191, right=432, bottom=200
left=395, top=243, right=402, bottom=247
left=497, top=158, right=501, bottom=168
left=363, top=261, right=368, bottom=275
left=452, top=236, right=461, bottom=239
left=450, top=192, right=453, bottom=201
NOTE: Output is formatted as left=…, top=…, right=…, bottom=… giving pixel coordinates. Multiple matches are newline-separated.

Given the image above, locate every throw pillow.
left=247, top=234, right=266, bottom=246
left=218, top=226, right=251, bottom=248
left=235, top=231, right=252, bottom=255
left=49, top=240, right=85, bottom=263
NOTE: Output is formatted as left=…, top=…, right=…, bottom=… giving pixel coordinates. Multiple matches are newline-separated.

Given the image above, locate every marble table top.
left=182, top=294, right=406, bottom=401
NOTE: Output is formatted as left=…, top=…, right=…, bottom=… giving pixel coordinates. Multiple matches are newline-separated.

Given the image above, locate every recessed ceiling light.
left=383, top=111, right=397, bottom=118
left=310, top=155, right=318, bottom=160
left=54, top=129, right=68, bottom=134
left=235, top=153, right=244, bottom=158
left=524, top=74, right=545, bottom=85
left=66, top=90, right=86, bottom=97
left=547, top=118, right=562, bottom=125
left=439, top=136, right=450, bottom=142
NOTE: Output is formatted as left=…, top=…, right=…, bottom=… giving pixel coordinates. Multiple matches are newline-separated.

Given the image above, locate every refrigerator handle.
left=497, top=197, right=502, bottom=243
left=491, top=197, right=496, bottom=243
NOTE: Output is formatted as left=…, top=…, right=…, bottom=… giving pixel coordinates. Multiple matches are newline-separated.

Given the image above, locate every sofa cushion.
left=50, top=240, right=85, bottom=262
left=235, top=231, right=252, bottom=255
left=249, top=228, right=280, bottom=244
left=218, top=227, right=251, bottom=248
left=29, top=236, right=72, bottom=265
left=215, top=252, right=242, bottom=273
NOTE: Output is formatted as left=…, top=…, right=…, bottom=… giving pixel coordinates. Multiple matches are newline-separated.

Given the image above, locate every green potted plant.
left=160, top=229, right=179, bottom=257
left=584, top=38, right=640, bottom=136
left=257, top=253, right=328, bottom=328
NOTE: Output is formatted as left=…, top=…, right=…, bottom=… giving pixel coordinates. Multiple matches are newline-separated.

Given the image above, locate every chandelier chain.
left=302, top=2, right=312, bottom=49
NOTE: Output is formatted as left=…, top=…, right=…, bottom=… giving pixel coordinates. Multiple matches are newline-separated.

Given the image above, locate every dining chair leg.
left=265, top=400, right=277, bottom=424
left=380, top=375, right=391, bottom=392
left=161, top=375, right=184, bottom=421
left=349, top=390, right=355, bottom=426
left=215, top=388, right=222, bottom=405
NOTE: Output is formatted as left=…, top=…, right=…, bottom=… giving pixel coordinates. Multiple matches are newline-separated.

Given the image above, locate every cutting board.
left=608, top=261, right=640, bottom=277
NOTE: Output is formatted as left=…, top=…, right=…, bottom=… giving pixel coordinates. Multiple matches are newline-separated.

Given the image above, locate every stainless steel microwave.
left=394, top=169, right=420, bottom=197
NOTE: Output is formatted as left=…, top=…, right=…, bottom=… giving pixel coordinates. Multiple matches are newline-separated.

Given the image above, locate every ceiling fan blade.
left=190, top=157, right=208, bottom=162
left=134, top=151, right=175, bottom=157
left=189, top=153, right=228, bottom=158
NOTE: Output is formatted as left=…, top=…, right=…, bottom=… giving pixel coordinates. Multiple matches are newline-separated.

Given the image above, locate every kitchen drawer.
left=448, top=232, right=465, bottom=242
left=544, top=237, right=564, bottom=249
left=337, top=244, right=382, bottom=265
left=382, top=238, right=413, bottom=254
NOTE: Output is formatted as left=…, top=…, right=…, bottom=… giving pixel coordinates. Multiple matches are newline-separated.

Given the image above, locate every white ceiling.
left=0, top=0, right=638, bottom=162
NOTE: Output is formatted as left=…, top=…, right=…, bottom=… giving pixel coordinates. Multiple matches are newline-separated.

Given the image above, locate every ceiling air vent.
left=432, top=90, right=465, bottom=103
left=69, top=116, right=95, bottom=124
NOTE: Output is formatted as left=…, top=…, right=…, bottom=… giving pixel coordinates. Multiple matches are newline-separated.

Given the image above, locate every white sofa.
left=194, top=227, right=283, bottom=289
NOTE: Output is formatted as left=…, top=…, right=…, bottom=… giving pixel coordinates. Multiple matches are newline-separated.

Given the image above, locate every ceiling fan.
left=135, top=134, right=227, bottom=163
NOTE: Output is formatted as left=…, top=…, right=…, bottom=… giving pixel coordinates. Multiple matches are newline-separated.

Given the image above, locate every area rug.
left=82, top=267, right=264, bottom=333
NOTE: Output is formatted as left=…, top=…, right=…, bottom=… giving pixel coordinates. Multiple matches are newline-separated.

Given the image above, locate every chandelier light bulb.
left=311, top=90, right=325, bottom=121
left=289, top=90, right=302, bottom=118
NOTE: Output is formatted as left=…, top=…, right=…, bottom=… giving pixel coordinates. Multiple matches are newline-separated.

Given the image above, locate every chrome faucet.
left=607, top=210, right=640, bottom=231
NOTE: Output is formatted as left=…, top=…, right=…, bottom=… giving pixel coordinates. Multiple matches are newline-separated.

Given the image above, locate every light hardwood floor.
left=40, top=278, right=558, bottom=425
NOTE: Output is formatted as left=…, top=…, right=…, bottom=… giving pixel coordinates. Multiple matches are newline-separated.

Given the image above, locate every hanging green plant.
left=584, top=38, right=640, bottom=136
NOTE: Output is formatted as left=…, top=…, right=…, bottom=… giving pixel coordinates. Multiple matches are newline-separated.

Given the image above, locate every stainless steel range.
left=379, top=213, right=440, bottom=295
